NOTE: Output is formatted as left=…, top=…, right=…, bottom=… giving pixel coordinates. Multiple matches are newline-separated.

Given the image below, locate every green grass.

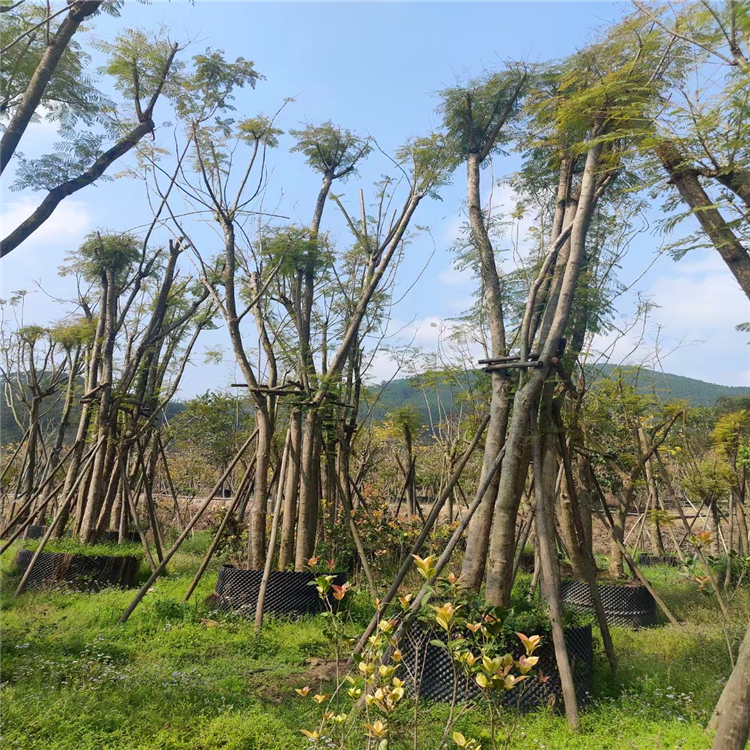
left=18, top=538, right=144, bottom=558
left=1, top=547, right=746, bottom=750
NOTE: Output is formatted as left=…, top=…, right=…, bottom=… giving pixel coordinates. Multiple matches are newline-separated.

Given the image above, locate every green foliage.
left=0, top=3, right=108, bottom=128
left=386, top=405, right=422, bottom=438
left=75, top=231, right=142, bottom=288
left=48, top=318, right=96, bottom=350
left=438, top=70, right=526, bottom=161
left=168, top=390, right=252, bottom=471
left=174, top=49, right=260, bottom=120
left=289, top=121, right=370, bottom=178
left=395, top=133, right=454, bottom=198
left=681, top=456, right=732, bottom=503
left=711, top=409, right=750, bottom=455
left=12, top=129, right=109, bottom=192
left=237, top=115, right=284, bottom=148
left=95, top=28, right=181, bottom=110
left=263, top=226, right=332, bottom=278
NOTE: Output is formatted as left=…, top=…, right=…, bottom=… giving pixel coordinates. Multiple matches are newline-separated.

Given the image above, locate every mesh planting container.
left=638, top=554, right=680, bottom=568
left=560, top=579, right=658, bottom=628
left=23, top=524, right=47, bottom=540
left=100, top=530, right=141, bottom=544
left=14, top=548, right=139, bottom=591
left=210, top=565, right=347, bottom=618
left=399, top=624, right=593, bottom=711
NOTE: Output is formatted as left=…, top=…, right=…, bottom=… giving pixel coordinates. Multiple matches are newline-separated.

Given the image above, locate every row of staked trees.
left=1, top=2, right=749, bottom=746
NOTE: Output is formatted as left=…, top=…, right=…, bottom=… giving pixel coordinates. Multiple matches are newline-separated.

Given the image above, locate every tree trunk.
left=486, top=139, right=604, bottom=605
left=0, top=1, right=103, bottom=175
left=278, top=408, right=301, bottom=570
left=248, top=410, right=272, bottom=568
left=460, top=150, right=510, bottom=591
left=709, top=622, right=750, bottom=750
left=655, top=140, right=750, bottom=300
left=294, top=409, right=319, bottom=569
left=609, top=482, right=635, bottom=578
left=80, top=267, right=117, bottom=543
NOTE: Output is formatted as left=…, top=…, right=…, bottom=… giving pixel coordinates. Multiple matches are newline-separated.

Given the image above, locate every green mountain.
left=362, top=364, right=750, bottom=426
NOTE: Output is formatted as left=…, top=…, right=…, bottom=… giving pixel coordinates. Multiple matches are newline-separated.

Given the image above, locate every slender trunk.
left=294, top=410, right=319, bottom=568
left=248, top=410, right=271, bottom=568
left=278, top=408, right=301, bottom=569
left=486, top=140, right=604, bottom=605
left=609, top=482, right=635, bottom=578
left=460, top=151, right=510, bottom=591
left=80, top=267, right=117, bottom=542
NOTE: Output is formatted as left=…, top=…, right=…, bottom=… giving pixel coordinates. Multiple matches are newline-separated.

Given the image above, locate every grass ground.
left=1, top=536, right=747, bottom=750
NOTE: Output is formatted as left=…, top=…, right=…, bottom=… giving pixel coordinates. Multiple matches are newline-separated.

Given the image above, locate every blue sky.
left=2, top=1, right=748, bottom=398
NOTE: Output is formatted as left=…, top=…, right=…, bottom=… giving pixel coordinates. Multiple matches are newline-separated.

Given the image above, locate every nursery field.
left=1, top=536, right=747, bottom=750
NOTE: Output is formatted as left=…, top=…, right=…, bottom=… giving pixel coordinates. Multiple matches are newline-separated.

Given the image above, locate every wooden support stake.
left=349, top=414, right=490, bottom=663
left=255, top=430, right=292, bottom=634
left=531, top=406, right=579, bottom=729
left=1, top=438, right=102, bottom=554
left=334, top=467, right=378, bottom=597
left=14, top=439, right=105, bottom=596
left=182, top=448, right=258, bottom=602
left=119, top=429, right=258, bottom=623
left=120, top=456, right=157, bottom=573
left=589, top=462, right=680, bottom=626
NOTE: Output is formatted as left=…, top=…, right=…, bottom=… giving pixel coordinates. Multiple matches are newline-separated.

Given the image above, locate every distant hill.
left=362, top=364, right=750, bottom=426
left=591, top=363, right=750, bottom=407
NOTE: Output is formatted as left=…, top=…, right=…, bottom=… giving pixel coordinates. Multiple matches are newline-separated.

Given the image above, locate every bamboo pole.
left=588, top=461, right=680, bottom=626
left=14, top=439, right=105, bottom=596
left=0, top=438, right=102, bottom=554
left=554, top=418, right=618, bottom=675
left=119, top=429, right=258, bottom=623
left=119, top=456, right=157, bottom=573
left=0, top=438, right=83, bottom=536
left=334, top=467, right=377, bottom=596
left=369, top=443, right=507, bottom=676
left=349, top=414, right=491, bottom=662
left=134, top=439, right=165, bottom=561
left=157, top=434, right=186, bottom=529
left=254, top=430, right=291, bottom=634
left=182, top=453, right=257, bottom=602
left=531, top=406, right=579, bottom=729
left=0, top=425, right=31, bottom=487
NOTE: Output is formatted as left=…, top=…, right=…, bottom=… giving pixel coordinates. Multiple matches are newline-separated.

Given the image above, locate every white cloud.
left=649, top=260, right=748, bottom=330
left=437, top=265, right=474, bottom=286
left=1, top=197, right=93, bottom=272
left=2, top=196, right=92, bottom=244
left=590, top=249, right=750, bottom=385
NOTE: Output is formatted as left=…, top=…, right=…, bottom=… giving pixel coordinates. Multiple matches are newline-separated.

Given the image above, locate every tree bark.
left=278, top=408, right=301, bottom=569
left=655, top=140, right=750, bottom=300
left=460, top=149, right=511, bottom=591
left=709, top=622, right=750, bottom=750
left=0, top=0, right=103, bottom=175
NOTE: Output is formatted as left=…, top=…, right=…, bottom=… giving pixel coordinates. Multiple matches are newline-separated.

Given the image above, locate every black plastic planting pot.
left=211, top=565, right=346, bottom=618
left=14, top=548, right=139, bottom=591
left=560, top=579, right=658, bottom=628
left=638, top=554, right=680, bottom=568
left=399, top=624, right=593, bottom=710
